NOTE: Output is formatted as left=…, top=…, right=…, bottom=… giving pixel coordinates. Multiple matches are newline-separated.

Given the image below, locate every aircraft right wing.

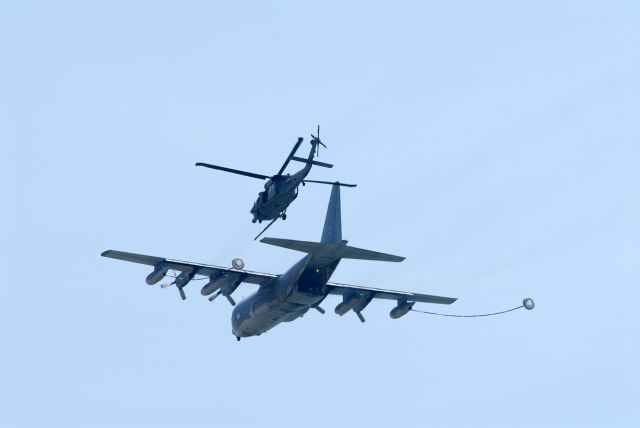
left=326, top=281, right=457, bottom=305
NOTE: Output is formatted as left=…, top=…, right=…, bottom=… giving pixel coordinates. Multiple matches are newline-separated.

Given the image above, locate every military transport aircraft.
left=195, top=126, right=356, bottom=240
left=101, top=184, right=457, bottom=340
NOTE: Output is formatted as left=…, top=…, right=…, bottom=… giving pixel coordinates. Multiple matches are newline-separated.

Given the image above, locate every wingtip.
left=100, top=250, right=111, bottom=257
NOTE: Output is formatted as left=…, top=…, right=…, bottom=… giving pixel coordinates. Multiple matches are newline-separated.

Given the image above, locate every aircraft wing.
left=101, top=250, right=278, bottom=286
left=326, top=281, right=457, bottom=305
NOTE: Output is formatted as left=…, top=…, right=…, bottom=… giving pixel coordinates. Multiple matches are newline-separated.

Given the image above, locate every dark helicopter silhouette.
left=196, top=126, right=356, bottom=240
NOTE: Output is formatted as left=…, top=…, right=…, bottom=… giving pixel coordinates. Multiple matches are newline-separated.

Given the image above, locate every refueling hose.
left=411, top=298, right=535, bottom=318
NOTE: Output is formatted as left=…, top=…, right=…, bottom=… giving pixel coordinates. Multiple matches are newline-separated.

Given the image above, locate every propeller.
left=160, top=270, right=178, bottom=288
left=207, top=289, right=235, bottom=305
left=310, top=125, right=326, bottom=157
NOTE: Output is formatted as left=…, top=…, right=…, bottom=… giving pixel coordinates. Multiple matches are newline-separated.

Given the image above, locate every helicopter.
left=196, top=127, right=356, bottom=240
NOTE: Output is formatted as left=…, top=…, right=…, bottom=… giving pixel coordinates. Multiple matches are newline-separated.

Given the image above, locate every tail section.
left=321, top=184, right=342, bottom=243
left=260, top=183, right=404, bottom=262
left=290, top=126, right=334, bottom=169
left=290, top=139, right=333, bottom=168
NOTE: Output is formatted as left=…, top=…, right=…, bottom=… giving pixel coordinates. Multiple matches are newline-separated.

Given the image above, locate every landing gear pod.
left=390, top=301, right=415, bottom=319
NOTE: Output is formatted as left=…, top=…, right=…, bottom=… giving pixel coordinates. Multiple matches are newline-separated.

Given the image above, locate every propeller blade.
left=195, top=163, right=270, bottom=180
left=303, top=180, right=357, bottom=187
left=208, top=290, right=222, bottom=302
left=311, top=125, right=320, bottom=140
left=161, top=274, right=176, bottom=288
left=310, top=126, right=325, bottom=157
left=254, top=217, right=279, bottom=241
left=276, top=137, right=304, bottom=176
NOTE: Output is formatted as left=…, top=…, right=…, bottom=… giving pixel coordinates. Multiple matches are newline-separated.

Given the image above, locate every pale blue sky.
left=2, top=1, right=639, bottom=427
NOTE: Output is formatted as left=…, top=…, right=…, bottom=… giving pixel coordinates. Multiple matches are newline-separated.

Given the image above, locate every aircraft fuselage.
left=231, top=256, right=339, bottom=338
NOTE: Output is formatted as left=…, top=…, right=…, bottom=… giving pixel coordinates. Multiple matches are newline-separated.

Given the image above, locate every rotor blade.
left=276, top=137, right=304, bottom=176
left=254, top=217, right=279, bottom=241
left=303, top=180, right=357, bottom=187
left=195, top=163, right=269, bottom=180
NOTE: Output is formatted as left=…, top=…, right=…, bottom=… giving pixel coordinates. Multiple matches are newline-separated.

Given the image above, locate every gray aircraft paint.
left=101, top=185, right=456, bottom=340
left=195, top=128, right=356, bottom=240
left=231, top=184, right=345, bottom=338
left=321, top=183, right=341, bottom=244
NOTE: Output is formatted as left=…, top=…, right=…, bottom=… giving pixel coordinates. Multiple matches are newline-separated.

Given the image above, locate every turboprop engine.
left=200, top=258, right=246, bottom=305
left=334, top=294, right=362, bottom=316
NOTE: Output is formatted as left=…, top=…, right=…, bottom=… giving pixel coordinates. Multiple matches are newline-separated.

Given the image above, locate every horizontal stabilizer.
left=342, top=245, right=405, bottom=262
left=260, top=238, right=404, bottom=262
left=261, top=238, right=325, bottom=254
left=290, top=156, right=333, bottom=168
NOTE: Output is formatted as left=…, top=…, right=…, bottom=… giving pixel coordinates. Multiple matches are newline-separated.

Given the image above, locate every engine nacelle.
left=145, top=264, right=169, bottom=285
left=390, top=301, right=415, bottom=319
left=200, top=274, right=226, bottom=296
left=220, top=276, right=241, bottom=297
left=175, top=271, right=195, bottom=289
left=335, top=294, right=362, bottom=316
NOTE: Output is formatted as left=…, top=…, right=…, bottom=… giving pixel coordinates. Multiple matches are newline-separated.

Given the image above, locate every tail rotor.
left=310, top=125, right=326, bottom=157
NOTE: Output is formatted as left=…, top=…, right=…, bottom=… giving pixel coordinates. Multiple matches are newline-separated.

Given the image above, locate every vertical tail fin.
left=321, top=184, right=342, bottom=243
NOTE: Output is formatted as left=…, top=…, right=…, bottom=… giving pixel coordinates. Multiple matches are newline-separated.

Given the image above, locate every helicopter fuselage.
left=250, top=167, right=311, bottom=222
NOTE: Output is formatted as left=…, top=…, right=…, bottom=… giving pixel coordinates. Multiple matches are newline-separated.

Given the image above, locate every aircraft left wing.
left=101, top=250, right=278, bottom=286
left=326, top=281, right=457, bottom=305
